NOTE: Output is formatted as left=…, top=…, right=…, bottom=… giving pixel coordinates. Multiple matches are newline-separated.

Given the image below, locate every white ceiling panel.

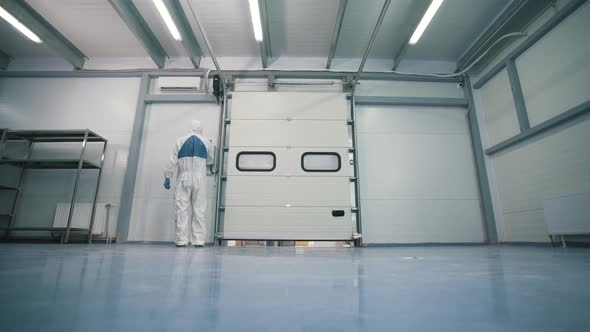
left=181, top=0, right=260, bottom=57
left=267, top=0, right=340, bottom=57
left=369, top=0, right=426, bottom=59
left=336, top=0, right=402, bottom=58
left=25, top=0, right=147, bottom=57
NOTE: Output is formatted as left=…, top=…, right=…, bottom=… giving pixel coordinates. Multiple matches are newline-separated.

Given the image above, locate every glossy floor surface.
left=1, top=244, right=589, bottom=331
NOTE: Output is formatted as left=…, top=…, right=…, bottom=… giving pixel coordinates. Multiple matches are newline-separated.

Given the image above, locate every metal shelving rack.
left=0, top=129, right=107, bottom=243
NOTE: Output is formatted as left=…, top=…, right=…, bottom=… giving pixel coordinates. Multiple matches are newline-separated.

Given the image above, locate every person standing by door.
left=163, top=120, right=214, bottom=247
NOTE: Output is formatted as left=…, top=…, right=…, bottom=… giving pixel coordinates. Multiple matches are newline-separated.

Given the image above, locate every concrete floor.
left=0, top=244, right=589, bottom=331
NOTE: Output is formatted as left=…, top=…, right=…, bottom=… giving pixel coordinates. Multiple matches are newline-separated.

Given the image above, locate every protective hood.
left=190, top=120, right=203, bottom=135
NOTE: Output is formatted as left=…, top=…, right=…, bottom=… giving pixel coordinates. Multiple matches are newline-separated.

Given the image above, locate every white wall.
left=0, top=76, right=222, bottom=242
left=472, top=1, right=590, bottom=242
left=0, top=77, right=140, bottom=237
left=357, top=105, right=484, bottom=243
left=356, top=81, right=484, bottom=244
left=127, top=102, right=220, bottom=243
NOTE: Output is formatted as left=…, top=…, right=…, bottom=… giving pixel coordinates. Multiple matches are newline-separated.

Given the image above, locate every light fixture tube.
left=248, top=0, right=263, bottom=42
left=153, top=0, right=182, bottom=41
left=0, top=6, right=42, bottom=43
left=409, top=0, right=444, bottom=45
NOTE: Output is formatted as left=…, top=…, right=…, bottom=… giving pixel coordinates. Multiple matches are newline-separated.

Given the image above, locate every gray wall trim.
left=354, top=96, right=468, bottom=108
left=0, top=0, right=86, bottom=69
left=0, top=71, right=145, bottom=78
left=164, top=0, right=203, bottom=68
left=486, top=99, right=590, bottom=155
left=116, top=74, right=150, bottom=242
left=258, top=0, right=272, bottom=68
left=464, top=76, right=498, bottom=244
left=227, top=70, right=460, bottom=82
left=0, top=50, right=10, bottom=70
left=473, top=0, right=587, bottom=89
left=326, top=0, right=348, bottom=69
left=505, top=59, right=530, bottom=131
left=0, top=69, right=461, bottom=82
left=144, top=94, right=217, bottom=104
left=499, top=242, right=552, bottom=247
left=456, top=0, right=527, bottom=71
left=108, top=0, right=168, bottom=68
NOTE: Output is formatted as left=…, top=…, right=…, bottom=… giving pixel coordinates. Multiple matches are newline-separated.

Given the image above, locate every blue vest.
left=177, top=135, right=207, bottom=159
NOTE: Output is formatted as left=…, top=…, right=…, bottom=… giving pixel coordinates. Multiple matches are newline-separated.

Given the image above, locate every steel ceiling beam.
left=455, top=0, right=527, bottom=72
left=351, top=0, right=391, bottom=88
left=0, top=0, right=86, bottom=69
left=0, top=49, right=10, bottom=70
left=258, top=0, right=272, bottom=68
left=108, top=0, right=168, bottom=68
left=391, top=0, right=431, bottom=71
left=326, top=0, right=348, bottom=69
left=165, top=0, right=203, bottom=68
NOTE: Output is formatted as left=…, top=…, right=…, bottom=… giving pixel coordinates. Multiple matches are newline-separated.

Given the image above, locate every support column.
left=505, top=59, right=530, bottom=132
left=464, top=76, right=499, bottom=244
left=116, top=75, right=151, bottom=242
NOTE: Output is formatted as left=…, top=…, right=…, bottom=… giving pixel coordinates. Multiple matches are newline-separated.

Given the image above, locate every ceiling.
left=0, top=0, right=521, bottom=71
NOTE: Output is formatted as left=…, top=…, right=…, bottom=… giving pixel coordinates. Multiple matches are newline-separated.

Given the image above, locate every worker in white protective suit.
left=163, top=120, right=214, bottom=247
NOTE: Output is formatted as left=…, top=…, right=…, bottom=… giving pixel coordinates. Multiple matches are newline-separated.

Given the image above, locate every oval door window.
left=302, top=152, right=341, bottom=172
left=236, top=152, right=276, bottom=172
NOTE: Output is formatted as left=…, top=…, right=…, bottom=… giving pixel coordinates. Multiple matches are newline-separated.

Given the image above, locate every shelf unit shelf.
left=0, top=158, right=101, bottom=169
left=2, top=129, right=107, bottom=143
left=0, top=226, right=90, bottom=232
left=0, top=185, right=19, bottom=190
left=0, top=129, right=108, bottom=243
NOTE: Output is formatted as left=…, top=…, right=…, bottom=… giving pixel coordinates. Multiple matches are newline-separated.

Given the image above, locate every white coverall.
left=164, top=121, right=214, bottom=246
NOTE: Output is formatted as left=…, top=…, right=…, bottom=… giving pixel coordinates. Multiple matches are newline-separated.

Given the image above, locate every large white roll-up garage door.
left=222, top=92, right=354, bottom=240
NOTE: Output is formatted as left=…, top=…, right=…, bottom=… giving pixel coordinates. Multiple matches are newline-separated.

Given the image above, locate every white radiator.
left=53, top=203, right=113, bottom=236
left=544, top=192, right=590, bottom=235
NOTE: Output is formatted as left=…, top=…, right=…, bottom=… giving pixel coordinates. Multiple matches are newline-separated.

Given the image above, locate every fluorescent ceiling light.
left=409, top=0, right=444, bottom=45
left=153, top=0, right=182, bottom=41
left=248, top=0, right=263, bottom=42
left=0, top=6, right=42, bottom=43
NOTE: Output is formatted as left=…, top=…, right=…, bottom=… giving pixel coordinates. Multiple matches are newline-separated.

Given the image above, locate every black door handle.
left=332, top=210, right=345, bottom=217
